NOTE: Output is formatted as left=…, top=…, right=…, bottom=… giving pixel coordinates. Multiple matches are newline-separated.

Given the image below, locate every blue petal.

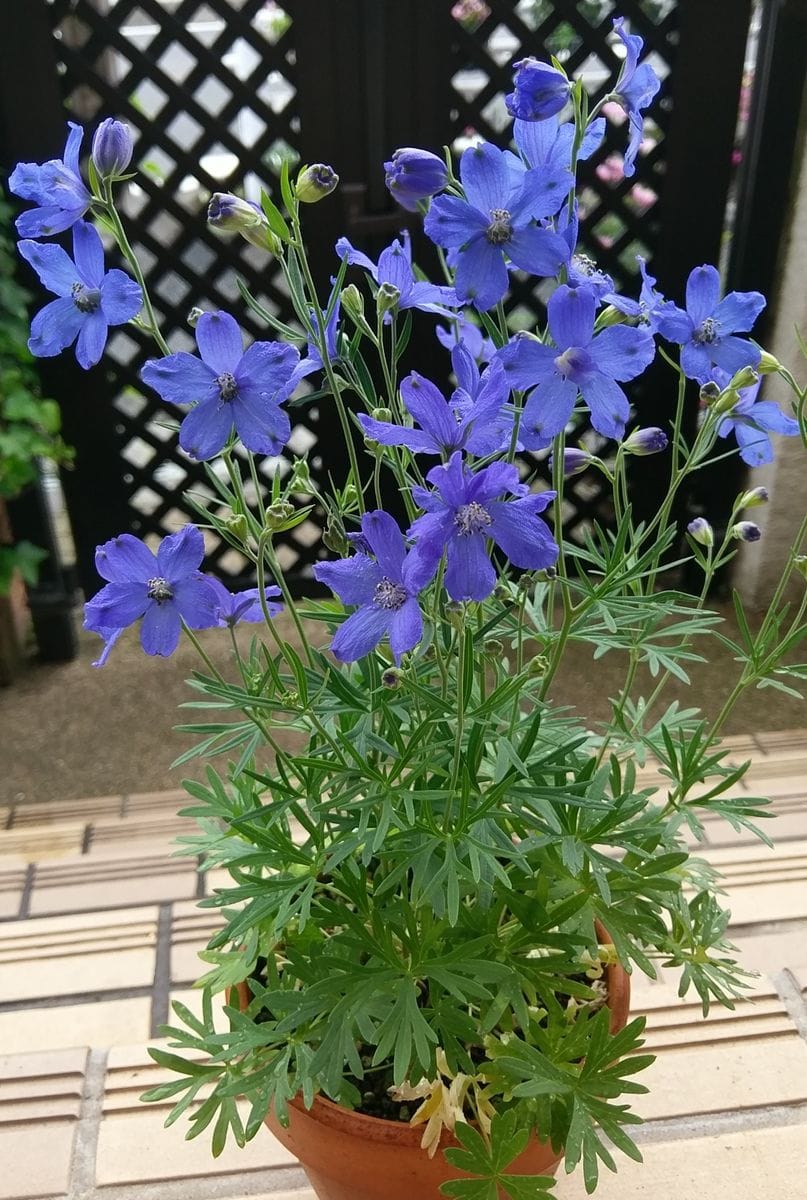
left=358, top=413, right=438, bottom=454
left=470, top=460, right=522, bottom=505
left=9, top=161, right=47, bottom=203
left=506, top=225, right=569, bottom=278
left=742, top=401, right=799, bottom=437
left=510, top=167, right=573, bottom=223
left=17, top=240, right=77, bottom=297
left=424, top=195, right=488, bottom=249
left=361, top=510, right=407, bottom=579
left=401, top=373, right=458, bottom=446
left=95, top=533, right=157, bottom=583
left=496, top=336, right=557, bottom=390
left=655, top=305, right=693, bottom=344
left=405, top=281, right=460, bottom=316
left=157, top=524, right=205, bottom=580
left=388, top=597, right=423, bottom=662
left=520, top=373, right=578, bottom=450
left=547, top=285, right=596, bottom=349
left=29, top=297, right=84, bottom=358
left=581, top=373, right=630, bottom=440
left=335, top=236, right=378, bottom=279
left=196, top=311, right=243, bottom=373
left=733, top=422, right=773, bottom=467
left=75, top=309, right=109, bottom=369
left=173, top=576, right=220, bottom=628
left=232, top=395, right=291, bottom=456
left=451, top=343, right=479, bottom=395
left=314, top=555, right=381, bottom=605
left=100, top=270, right=143, bottom=324
left=455, top=237, right=509, bottom=311
left=90, top=627, right=124, bottom=668
left=488, top=497, right=559, bottom=570
left=141, top=353, right=217, bottom=406
left=445, top=534, right=496, bottom=602
left=140, top=602, right=182, bottom=656
left=237, top=340, right=300, bottom=401
left=714, top=291, right=766, bottom=334
left=377, top=240, right=414, bottom=293
left=330, top=605, right=391, bottom=662
left=685, top=266, right=721, bottom=324
left=710, top=336, right=760, bottom=376
left=179, top=399, right=234, bottom=460
left=63, top=122, right=84, bottom=177
left=591, top=324, right=655, bottom=381
left=460, top=142, right=512, bottom=212
left=72, top=221, right=105, bottom=287
left=84, top=581, right=148, bottom=630
left=680, top=341, right=713, bottom=383
left=16, top=205, right=83, bottom=238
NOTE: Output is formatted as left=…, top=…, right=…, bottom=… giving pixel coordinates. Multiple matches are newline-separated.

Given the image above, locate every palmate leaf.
left=440, top=1112, right=556, bottom=1199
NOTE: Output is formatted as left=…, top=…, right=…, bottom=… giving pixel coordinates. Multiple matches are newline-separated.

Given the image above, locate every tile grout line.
left=773, top=968, right=807, bottom=1043
left=68, top=1046, right=108, bottom=1200
left=150, top=901, right=173, bottom=1037
left=17, top=862, right=36, bottom=919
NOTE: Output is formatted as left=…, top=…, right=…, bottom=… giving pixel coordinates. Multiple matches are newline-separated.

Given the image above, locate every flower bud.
left=687, top=517, right=714, bottom=547
left=381, top=667, right=403, bottom=689
left=714, top=388, right=741, bottom=415
left=699, top=381, right=722, bottom=406
left=265, top=500, right=294, bottom=530
left=370, top=407, right=392, bottom=423
left=208, top=192, right=275, bottom=251
left=757, top=349, right=781, bottom=375
left=296, top=164, right=339, bottom=203
left=225, top=513, right=249, bottom=541
left=732, top=521, right=762, bottom=543
left=445, top=601, right=465, bottom=631
left=794, top=556, right=807, bottom=580
left=323, top=525, right=349, bottom=555
left=528, top=655, right=550, bottom=676
left=376, top=282, right=401, bottom=316
left=483, top=638, right=504, bottom=657
left=290, top=459, right=312, bottom=492
left=727, top=365, right=759, bottom=391
left=622, top=427, right=668, bottom=456
left=737, top=486, right=769, bottom=509
left=91, top=118, right=133, bottom=178
left=505, top=58, right=571, bottom=122
left=549, top=447, right=592, bottom=477
left=187, top=306, right=204, bottom=328
left=535, top=565, right=557, bottom=581
left=340, top=284, right=365, bottom=323
left=384, top=147, right=448, bottom=212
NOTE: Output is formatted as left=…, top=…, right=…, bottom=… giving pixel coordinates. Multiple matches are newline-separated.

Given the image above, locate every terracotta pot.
left=237, top=922, right=630, bottom=1200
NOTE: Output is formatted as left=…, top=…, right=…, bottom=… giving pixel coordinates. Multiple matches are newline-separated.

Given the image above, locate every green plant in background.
left=0, top=186, right=72, bottom=595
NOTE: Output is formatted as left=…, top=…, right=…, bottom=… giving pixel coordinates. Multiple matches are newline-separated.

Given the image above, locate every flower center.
left=71, top=281, right=101, bottom=313
left=485, top=208, right=512, bottom=245
left=147, top=576, right=174, bottom=603
left=694, top=317, right=719, bottom=345
left=373, top=576, right=407, bottom=610
left=216, top=372, right=238, bottom=401
left=573, top=253, right=597, bottom=276
left=455, top=501, right=492, bottom=536
left=554, top=346, right=590, bottom=378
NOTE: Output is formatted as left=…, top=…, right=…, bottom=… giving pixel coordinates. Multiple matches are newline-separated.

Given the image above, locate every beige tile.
left=171, top=903, right=222, bottom=983
left=0, top=1046, right=86, bottom=1118
left=0, top=907, right=158, bottom=1002
left=29, top=852, right=197, bottom=916
left=88, top=814, right=195, bottom=859
left=752, top=729, right=806, bottom=754
left=0, top=997, right=151, bottom=1055
left=9, top=795, right=122, bottom=828
left=126, top=788, right=189, bottom=813
left=0, top=1123, right=78, bottom=1199
left=554, top=1120, right=807, bottom=1199
left=731, top=925, right=807, bottom=975
left=0, top=823, right=85, bottom=864
left=0, top=867, right=25, bottom=920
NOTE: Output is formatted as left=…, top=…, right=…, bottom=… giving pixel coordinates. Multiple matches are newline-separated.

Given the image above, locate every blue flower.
left=513, top=114, right=605, bottom=175
left=606, top=256, right=673, bottom=332
left=384, top=147, right=448, bottom=211
left=84, top=527, right=219, bottom=659
left=336, top=230, right=458, bottom=320
left=141, top=312, right=300, bottom=460
left=424, top=141, right=571, bottom=311
left=436, top=316, right=495, bottom=362
left=290, top=300, right=341, bottom=386
left=358, top=353, right=512, bottom=458
left=313, top=510, right=435, bottom=663
left=496, top=284, right=655, bottom=448
left=92, top=119, right=134, bottom=178
left=655, top=265, right=765, bottom=384
left=611, top=18, right=662, bottom=178
left=505, top=59, right=571, bottom=122
left=207, top=576, right=284, bottom=626
left=409, top=452, right=558, bottom=602
left=713, top=371, right=799, bottom=467
left=10, top=122, right=92, bottom=237
left=18, top=221, right=142, bottom=369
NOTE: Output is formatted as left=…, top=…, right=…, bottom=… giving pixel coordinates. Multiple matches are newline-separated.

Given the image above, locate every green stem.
left=101, top=182, right=171, bottom=356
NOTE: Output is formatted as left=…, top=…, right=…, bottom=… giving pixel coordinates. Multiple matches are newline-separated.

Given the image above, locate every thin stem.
left=101, top=182, right=171, bottom=356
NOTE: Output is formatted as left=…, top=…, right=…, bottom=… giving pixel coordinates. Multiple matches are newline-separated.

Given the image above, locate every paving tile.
left=8, top=796, right=122, bottom=828
left=0, top=823, right=86, bottom=864
left=753, top=729, right=806, bottom=754
left=88, top=814, right=196, bottom=859
left=730, top=923, right=807, bottom=975
left=29, top=852, right=198, bottom=916
left=701, top=840, right=807, bottom=925
left=0, top=996, right=151, bottom=1054
left=554, top=1119, right=807, bottom=1199
left=0, top=907, right=158, bottom=1002
left=96, top=1043, right=300, bottom=1187
left=0, top=866, right=26, bottom=920
left=0, top=1047, right=85, bottom=1200
left=171, top=901, right=222, bottom=983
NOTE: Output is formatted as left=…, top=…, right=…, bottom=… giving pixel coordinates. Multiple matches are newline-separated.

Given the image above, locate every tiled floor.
left=1, top=730, right=805, bottom=1200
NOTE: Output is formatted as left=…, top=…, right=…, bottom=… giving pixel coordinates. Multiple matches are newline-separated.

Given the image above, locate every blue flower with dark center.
left=496, top=284, right=655, bottom=449
left=611, top=18, right=662, bottom=178
left=656, top=265, right=765, bottom=384
left=9, top=122, right=92, bottom=237
left=140, top=311, right=300, bottom=461
left=424, top=141, right=571, bottom=311
left=314, top=510, right=435, bottom=663
left=712, top=370, right=799, bottom=467
left=505, top=59, right=571, bottom=122
left=206, top=576, right=284, bottom=626
left=18, top=221, right=142, bottom=369
left=336, top=230, right=458, bottom=321
left=358, top=353, right=511, bottom=459
left=84, top=527, right=219, bottom=660
left=408, top=452, right=558, bottom=602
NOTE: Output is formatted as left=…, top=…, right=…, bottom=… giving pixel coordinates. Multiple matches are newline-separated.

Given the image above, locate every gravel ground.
left=1, top=602, right=803, bottom=805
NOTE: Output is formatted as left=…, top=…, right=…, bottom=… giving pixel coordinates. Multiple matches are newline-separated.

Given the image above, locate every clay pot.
left=237, top=922, right=630, bottom=1200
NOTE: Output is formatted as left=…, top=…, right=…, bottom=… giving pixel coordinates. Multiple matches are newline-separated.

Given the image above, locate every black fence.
left=1, top=0, right=804, bottom=614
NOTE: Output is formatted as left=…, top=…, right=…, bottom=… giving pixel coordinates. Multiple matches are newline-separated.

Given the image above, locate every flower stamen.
left=216, top=372, right=238, bottom=401
left=147, top=576, right=174, bottom=603
left=71, top=281, right=101, bottom=313
left=455, top=501, right=492, bottom=535
left=373, top=577, right=407, bottom=610
left=485, top=208, right=512, bottom=245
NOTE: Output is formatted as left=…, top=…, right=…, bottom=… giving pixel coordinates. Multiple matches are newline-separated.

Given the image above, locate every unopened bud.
left=296, top=164, right=339, bottom=203
left=445, top=601, right=464, bottom=631
left=732, top=521, right=762, bottom=543
left=322, top=525, right=349, bottom=555
left=714, top=388, right=741, bottom=415
left=594, top=304, right=624, bottom=329
left=535, top=565, right=557, bottom=581
left=728, top=366, right=759, bottom=392
left=757, top=349, right=781, bottom=375
left=342, top=483, right=358, bottom=506
left=208, top=192, right=279, bottom=252
left=225, top=513, right=249, bottom=540
left=699, top=381, right=722, bottom=406
left=381, top=667, right=403, bottom=689
left=687, top=517, right=714, bottom=547
left=549, top=447, right=592, bottom=477
left=737, top=486, right=769, bottom=509
left=187, top=306, right=204, bottom=328
left=265, top=500, right=294, bottom=529
left=622, top=427, right=668, bottom=456
left=483, top=638, right=504, bottom=657
left=290, top=459, right=312, bottom=492
left=376, top=282, right=401, bottom=316
left=370, top=407, right=392, bottom=423
left=91, top=118, right=133, bottom=178
left=341, top=283, right=365, bottom=319
left=528, top=655, right=550, bottom=676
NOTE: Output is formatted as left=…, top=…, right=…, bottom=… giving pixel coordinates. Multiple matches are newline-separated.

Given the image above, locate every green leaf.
left=260, top=189, right=291, bottom=241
